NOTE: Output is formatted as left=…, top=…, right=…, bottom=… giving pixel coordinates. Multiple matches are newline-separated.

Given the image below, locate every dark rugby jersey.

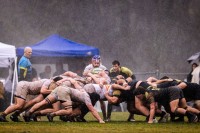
left=157, top=80, right=178, bottom=88
left=183, top=82, right=200, bottom=100
left=145, top=87, right=182, bottom=104
left=145, top=87, right=167, bottom=104
left=128, top=79, right=138, bottom=91
left=119, top=90, right=134, bottom=102
left=139, top=81, right=151, bottom=89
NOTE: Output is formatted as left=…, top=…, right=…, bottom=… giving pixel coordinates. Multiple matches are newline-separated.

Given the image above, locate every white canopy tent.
left=0, top=42, right=18, bottom=104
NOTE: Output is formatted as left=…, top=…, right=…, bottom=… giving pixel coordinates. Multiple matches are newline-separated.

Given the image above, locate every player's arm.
left=40, top=84, right=52, bottom=95
left=148, top=102, right=156, bottom=123
left=68, top=78, right=83, bottom=90
left=86, top=103, right=105, bottom=123
left=87, top=72, right=100, bottom=84
left=104, top=92, right=119, bottom=104
left=111, top=83, right=130, bottom=90
left=135, top=96, right=150, bottom=116
left=146, top=77, right=158, bottom=82
left=82, top=66, right=92, bottom=76
left=147, top=96, right=156, bottom=124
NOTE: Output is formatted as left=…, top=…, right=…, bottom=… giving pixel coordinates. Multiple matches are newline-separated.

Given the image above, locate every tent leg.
left=10, top=57, right=18, bottom=105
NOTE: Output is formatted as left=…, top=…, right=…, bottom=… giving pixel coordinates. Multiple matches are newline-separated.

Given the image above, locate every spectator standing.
left=32, top=67, right=38, bottom=81
left=187, top=63, right=198, bottom=82
left=191, top=59, right=200, bottom=84
left=18, top=47, right=32, bottom=81
left=53, top=62, right=66, bottom=76
left=40, top=65, right=52, bottom=79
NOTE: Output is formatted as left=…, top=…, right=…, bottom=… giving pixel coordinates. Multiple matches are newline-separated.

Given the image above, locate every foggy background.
left=0, top=0, right=200, bottom=80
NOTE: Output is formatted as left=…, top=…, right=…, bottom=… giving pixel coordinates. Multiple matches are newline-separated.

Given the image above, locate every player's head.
left=24, top=47, right=32, bottom=58
left=92, top=55, right=101, bottom=67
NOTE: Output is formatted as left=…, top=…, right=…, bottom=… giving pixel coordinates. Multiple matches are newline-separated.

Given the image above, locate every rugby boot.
left=68, top=116, right=76, bottom=122
left=186, top=112, right=198, bottom=123
left=47, top=113, right=54, bottom=122
left=174, top=116, right=184, bottom=122
left=0, top=114, right=8, bottom=122
left=60, top=116, right=76, bottom=122
left=127, top=118, right=135, bottom=122
left=158, top=113, right=170, bottom=123
left=23, top=112, right=31, bottom=122
left=10, top=114, right=20, bottom=122
left=75, top=115, right=87, bottom=122
left=127, top=114, right=135, bottom=122
left=105, top=118, right=111, bottom=122
left=198, top=113, right=200, bottom=122
left=60, top=115, right=71, bottom=122
left=59, top=115, right=66, bottom=121
left=31, top=114, right=38, bottom=122
left=153, top=118, right=158, bottom=123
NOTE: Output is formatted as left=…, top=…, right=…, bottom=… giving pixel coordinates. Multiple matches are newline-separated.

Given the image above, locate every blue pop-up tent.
left=16, top=34, right=100, bottom=74
left=17, top=34, right=99, bottom=57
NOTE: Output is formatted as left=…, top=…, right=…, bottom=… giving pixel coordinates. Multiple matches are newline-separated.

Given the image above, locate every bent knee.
left=170, top=107, right=179, bottom=113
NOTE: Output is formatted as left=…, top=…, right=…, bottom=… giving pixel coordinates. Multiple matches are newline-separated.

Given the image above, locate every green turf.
left=0, top=112, right=200, bottom=133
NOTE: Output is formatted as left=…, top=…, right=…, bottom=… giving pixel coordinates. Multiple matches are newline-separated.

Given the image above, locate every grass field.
left=0, top=112, right=200, bottom=133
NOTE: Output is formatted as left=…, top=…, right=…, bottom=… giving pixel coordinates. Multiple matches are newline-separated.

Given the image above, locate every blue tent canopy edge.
left=16, top=34, right=99, bottom=57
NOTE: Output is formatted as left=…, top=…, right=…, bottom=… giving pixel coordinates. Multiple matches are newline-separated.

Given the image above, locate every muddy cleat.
left=59, top=115, right=70, bottom=122
left=10, top=114, right=20, bottom=122
left=75, top=115, right=87, bottom=122
left=105, top=118, right=111, bottom=122
left=23, top=116, right=31, bottom=122
left=59, top=115, right=66, bottom=121
left=60, top=116, right=76, bottom=122
left=153, top=118, right=158, bottom=123
left=189, top=115, right=198, bottom=123
left=159, top=113, right=170, bottom=123
left=31, top=114, right=38, bottom=122
left=0, top=115, right=8, bottom=122
left=171, top=116, right=184, bottom=122
left=127, top=118, right=136, bottom=122
left=68, top=116, right=76, bottom=122
left=23, top=112, right=31, bottom=122
left=186, top=112, right=198, bottom=123
left=47, top=113, right=54, bottom=122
